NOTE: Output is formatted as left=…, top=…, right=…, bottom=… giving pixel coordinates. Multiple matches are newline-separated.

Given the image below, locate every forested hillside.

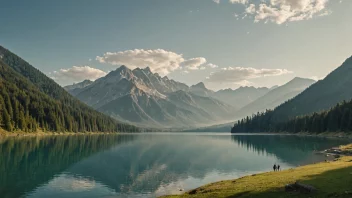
left=0, top=46, right=88, bottom=101
left=263, top=56, right=352, bottom=123
left=0, top=46, right=138, bottom=133
left=231, top=55, right=352, bottom=133
left=231, top=99, right=352, bottom=133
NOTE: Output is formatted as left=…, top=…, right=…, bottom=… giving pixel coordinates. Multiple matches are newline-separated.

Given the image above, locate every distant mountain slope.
left=64, top=79, right=93, bottom=91
left=98, top=91, right=200, bottom=128
left=236, top=77, right=316, bottom=118
left=0, top=46, right=138, bottom=133
left=64, top=80, right=93, bottom=95
left=69, top=66, right=236, bottom=128
left=213, top=87, right=269, bottom=109
left=231, top=55, right=352, bottom=133
left=190, top=82, right=214, bottom=97
left=269, top=85, right=279, bottom=90
left=268, top=56, right=352, bottom=122
left=167, top=90, right=235, bottom=120
left=184, top=78, right=315, bottom=132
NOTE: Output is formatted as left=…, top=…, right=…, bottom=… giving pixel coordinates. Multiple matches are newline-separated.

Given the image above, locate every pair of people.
left=273, top=164, right=280, bottom=171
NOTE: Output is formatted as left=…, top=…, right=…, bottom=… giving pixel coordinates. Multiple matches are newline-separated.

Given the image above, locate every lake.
left=0, top=133, right=350, bottom=198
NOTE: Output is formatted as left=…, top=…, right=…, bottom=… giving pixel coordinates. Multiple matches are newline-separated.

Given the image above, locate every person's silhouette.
left=278, top=165, right=280, bottom=171
left=273, top=164, right=277, bottom=171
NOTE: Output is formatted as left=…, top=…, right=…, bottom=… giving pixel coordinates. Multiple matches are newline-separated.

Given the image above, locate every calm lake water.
left=0, top=133, right=350, bottom=198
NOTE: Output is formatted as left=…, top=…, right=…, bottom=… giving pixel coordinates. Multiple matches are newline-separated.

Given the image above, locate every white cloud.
left=215, top=0, right=332, bottom=25
left=96, top=49, right=185, bottom=76
left=181, top=57, right=207, bottom=70
left=245, top=4, right=256, bottom=14
left=206, top=66, right=292, bottom=83
left=254, top=0, right=331, bottom=24
left=213, top=0, right=248, bottom=4
left=229, top=0, right=249, bottom=4
left=200, top=66, right=206, bottom=70
left=52, top=66, right=106, bottom=82
left=207, top=63, right=219, bottom=68
left=97, top=49, right=208, bottom=75
left=223, top=0, right=332, bottom=24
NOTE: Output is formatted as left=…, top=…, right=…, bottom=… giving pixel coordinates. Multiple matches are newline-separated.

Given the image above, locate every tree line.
left=231, top=99, right=352, bottom=133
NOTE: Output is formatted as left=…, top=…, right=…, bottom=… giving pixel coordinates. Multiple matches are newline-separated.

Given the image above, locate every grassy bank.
left=162, top=156, right=352, bottom=198
left=0, top=128, right=119, bottom=138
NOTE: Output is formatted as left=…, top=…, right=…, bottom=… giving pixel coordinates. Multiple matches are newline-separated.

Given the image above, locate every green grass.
left=340, top=144, right=352, bottom=152
left=161, top=156, right=352, bottom=198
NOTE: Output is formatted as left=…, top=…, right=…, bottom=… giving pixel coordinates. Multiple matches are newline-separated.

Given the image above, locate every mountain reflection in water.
left=0, top=133, right=348, bottom=198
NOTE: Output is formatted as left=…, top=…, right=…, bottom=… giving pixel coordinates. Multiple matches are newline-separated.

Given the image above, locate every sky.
left=0, top=0, right=351, bottom=90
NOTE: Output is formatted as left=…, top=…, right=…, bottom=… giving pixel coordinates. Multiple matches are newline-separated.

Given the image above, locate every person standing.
left=278, top=165, right=281, bottom=171
left=273, top=164, right=277, bottom=171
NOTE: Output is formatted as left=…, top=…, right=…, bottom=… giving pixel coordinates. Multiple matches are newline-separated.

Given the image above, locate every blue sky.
left=1, top=0, right=351, bottom=90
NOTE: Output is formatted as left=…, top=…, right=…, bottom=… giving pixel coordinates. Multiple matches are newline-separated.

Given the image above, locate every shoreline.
left=2, top=130, right=352, bottom=136
left=239, top=131, right=352, bottom=139
left=285, top=131, right=352, bottom=139
left=0, top=129, right=119, bottom=139
left=161, top=143, right=352, bottom=198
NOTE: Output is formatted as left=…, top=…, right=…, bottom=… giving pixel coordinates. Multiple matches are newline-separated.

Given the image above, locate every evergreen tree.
left=3, top=109, right=12, bottom=131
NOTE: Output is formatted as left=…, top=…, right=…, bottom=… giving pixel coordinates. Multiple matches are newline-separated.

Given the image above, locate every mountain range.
left=66, top=66, right=237, bottom=128
left=184, top=77, right=315, bottom=132
left=66, top=64, right=317, bottom=128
